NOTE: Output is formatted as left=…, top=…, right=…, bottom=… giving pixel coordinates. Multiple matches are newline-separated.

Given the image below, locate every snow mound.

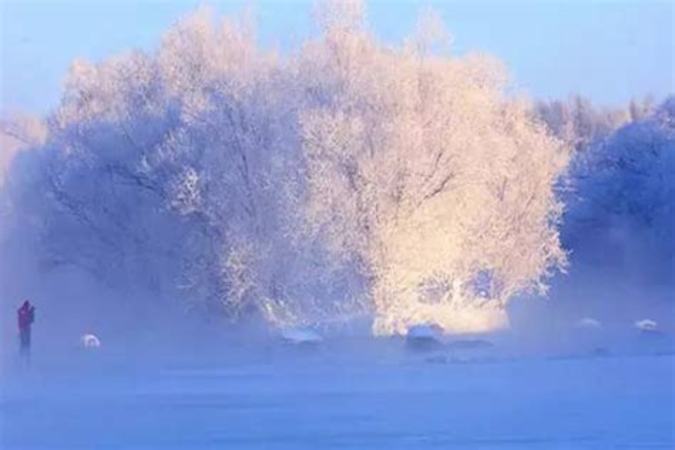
left=576, top=317, right=602, bottom=329
left=280, top=327, right=323, bottom=345
left=635, top=319, right=658, bottom=331
left=80, top=334, right=101, bottom=349
left=406, top=324, right=444, bottom=350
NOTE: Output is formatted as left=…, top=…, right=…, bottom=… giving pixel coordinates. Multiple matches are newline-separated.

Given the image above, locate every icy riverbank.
left=2, top=341, right=673, bottom=450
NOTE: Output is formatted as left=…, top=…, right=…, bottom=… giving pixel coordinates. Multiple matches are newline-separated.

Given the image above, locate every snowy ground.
left=1, top=339, right=673, bottom=450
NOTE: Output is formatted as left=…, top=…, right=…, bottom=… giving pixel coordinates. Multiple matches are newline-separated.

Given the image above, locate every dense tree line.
left=548, top=98, right=674, bottom=284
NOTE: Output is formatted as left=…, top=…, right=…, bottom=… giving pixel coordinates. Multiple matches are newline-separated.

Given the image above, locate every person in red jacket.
left=17, top=300, right=35, bottom=357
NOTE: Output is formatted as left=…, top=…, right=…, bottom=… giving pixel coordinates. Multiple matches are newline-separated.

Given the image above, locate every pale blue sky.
left=1, top=0, right=673, bottom=114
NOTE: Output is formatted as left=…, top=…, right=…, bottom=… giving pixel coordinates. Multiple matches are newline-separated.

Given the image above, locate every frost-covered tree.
left=4, top=52, right=184, bottom=298
left=296, top=4, right=569, bottom=335
left=535, top=96, right=633, bottom=151
left=0, top=114, right=46, bottom=187
left=1, top=8, right=359, bottom=325
left=563, top=97, right=675, bottom=283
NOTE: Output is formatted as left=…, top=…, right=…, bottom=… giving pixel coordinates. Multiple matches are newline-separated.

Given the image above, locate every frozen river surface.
left=1, top=346, right=673, bottom=449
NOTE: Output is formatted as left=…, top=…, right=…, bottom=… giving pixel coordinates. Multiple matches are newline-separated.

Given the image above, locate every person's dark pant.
left=19, top=328, right=31, bottom=355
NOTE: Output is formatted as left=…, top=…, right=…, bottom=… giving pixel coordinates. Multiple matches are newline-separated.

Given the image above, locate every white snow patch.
left=635, top=319, right=658, bottom=331
left=576, top=317, right=602, bottom=329
left=80, top=334, right=101, bottom=349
